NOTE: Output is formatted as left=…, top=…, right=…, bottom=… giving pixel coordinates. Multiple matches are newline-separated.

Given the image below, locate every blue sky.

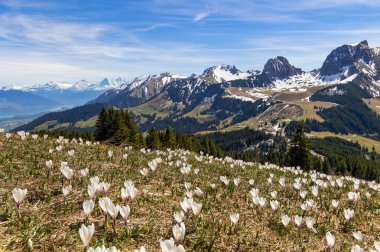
left=0, top=0, right=380, bottom=85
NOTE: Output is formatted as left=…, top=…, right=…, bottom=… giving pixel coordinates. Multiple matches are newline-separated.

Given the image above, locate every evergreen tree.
left=146, top=127, right=161, bottom=149
left=287, top=123, right=311, bottom=170
left=123, top=110, right=139, bottom=145
left=164, top=127, right=176, bottom=148
left=95, top=107, right=110, bottom=141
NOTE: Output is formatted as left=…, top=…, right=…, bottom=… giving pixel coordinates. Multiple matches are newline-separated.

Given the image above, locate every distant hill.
left=0, top=90, right=61, bottom=117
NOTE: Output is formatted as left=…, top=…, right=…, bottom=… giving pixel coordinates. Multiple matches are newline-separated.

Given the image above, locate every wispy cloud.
left=136, top=23, right=177, bottom=32
left=194, top=11, right=210, bottom=22
left=0, top=0, right=379, bottom=84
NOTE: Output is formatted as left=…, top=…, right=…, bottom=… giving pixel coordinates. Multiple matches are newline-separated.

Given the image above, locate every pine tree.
left=164, top=127, right=176, bottom=148
left=95, top=107, right=110, bottom=141
left=287, top=123, right=311, bottom=170
left=146, top=127, right=161, bottom=149
left=123, top=110, right=139, bottom=145
left=109, top=109, right=129, bottom=145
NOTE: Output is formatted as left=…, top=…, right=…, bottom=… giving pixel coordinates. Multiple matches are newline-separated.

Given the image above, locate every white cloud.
left=194, top=10, right=211, bottom=22
left=136, top=23, right=177, bottom=32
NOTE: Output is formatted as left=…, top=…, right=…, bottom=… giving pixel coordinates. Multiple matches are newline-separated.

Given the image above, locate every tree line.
left=94, top=107, right=223, bottom=157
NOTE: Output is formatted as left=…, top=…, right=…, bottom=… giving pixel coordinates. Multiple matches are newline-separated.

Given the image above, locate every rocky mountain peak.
left=201, top=65, right=249, bottom=83
left=320, top=40, right=373, bottom=77
left=263, top=56, right=302, bottom=79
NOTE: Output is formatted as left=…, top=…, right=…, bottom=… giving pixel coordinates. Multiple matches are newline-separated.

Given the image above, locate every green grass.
left=75, top=117, right=97, bottom=128
left=292, top=101, right=337, bottom=122
left=51, top=122, right=71, bottom=130
left=34, top=120, right=57, bottom=131
left=310, top=131, right=380, bottom=153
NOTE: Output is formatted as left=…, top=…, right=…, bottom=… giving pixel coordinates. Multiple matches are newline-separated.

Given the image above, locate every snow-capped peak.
left=96, top=77, right=127, bottom=90
left=32, top=81, right=73, bottom=90
left=201, top=65, right=250, bottom=83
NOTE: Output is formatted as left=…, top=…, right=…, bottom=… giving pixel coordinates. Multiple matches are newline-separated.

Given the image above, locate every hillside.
left=0, top=90, right=61, bottom=118
left=0, top=133, right=379, bottom=251
left=13, top=103, right=105, bottom=132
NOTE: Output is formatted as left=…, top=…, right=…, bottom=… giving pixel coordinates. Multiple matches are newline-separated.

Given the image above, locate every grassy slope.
left=310, top=131, right=380, bottom=153
left=0, top=134, right=379, bottom=251
left=75, top=117, right=98, bottom=128
left=363, top=98, right=380, bottom=115
left=293, top=101, right=337, bottom=122
left=129, top=93, right=176, bottom=119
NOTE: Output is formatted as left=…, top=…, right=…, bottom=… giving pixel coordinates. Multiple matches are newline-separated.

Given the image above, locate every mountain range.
left=0, top=78, right=127, bottom=118
left=10, top=40, right=380, bottom=137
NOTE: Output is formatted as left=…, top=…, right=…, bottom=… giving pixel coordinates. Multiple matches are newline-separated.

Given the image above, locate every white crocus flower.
left=62, top=185, right=72, bottom=197
left=160, top=238, right=185, bottom=252
left=60, top=166, right=74, bottom=181
left=28, top=238, right=33, bottom=249
left=133, top=246, right=146, bottom=252
left=180, top=197, right=192, bottom=214
left=331, top=200, right=340, bottom=208
left=68, top=150, right=75, bottom=156
left=90, top=176, right=100, bottom=186
left=107, top=150, right=113, bottom=158
left=172, top=222, right=186, bottom=242
left=351, top=245, right=363, bottom=252
left=80, top=168, right=89, bottom=177
left=352, top=231, right=363, bottom=242
left=281, top=214, right=290, bottom=227
left=230, top=213, right=239, bottom=225
left=174, top=211, right=185, bottom=223
left=191, top=202, right=202, bottom=216
left=270, top=191, right=277, bottom=199
left=326, top=232, right=335, bottom=249
left=101, top=182, right=111, bottom=194
left=140, top=168, right=149, bottom=177
left=83, top=199, right=95, bottom=217
left=306, top=217, right=316, bottom=232
left=372, top=241, right=380, bottom=252
left=78, top=223, right=95, bottom=248
left=120, top=205, right=130, bottom=226
left=233, top=178, right=240, bottom=186
left=45, top=160, right=53, bottom=169
left=108, top=203, right=120, bottom=221
left=344, top=208, right=354, bottom=221
left=294, top=215, right=302, bottom=228
left=270, top=200, right=279, bottom=211
left=88, top=183, right=98, bottom=199
left=220, top=176, right=229, bottom=186
left=99, top=197, right=112, bottom=214
left=12, top=188, right=28, bottom=208
left=194, top=187, right=205, bottom=197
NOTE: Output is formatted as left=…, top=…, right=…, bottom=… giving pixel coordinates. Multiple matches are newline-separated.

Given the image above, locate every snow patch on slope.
left=272, top=72, right=324, bottom=90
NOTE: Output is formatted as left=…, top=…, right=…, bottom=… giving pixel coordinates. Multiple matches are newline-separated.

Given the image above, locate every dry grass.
left=363, top=98, right=380, bottom=115
left=291, top=101, right=338, bottom=122
left=0, top=134, right=379, bottom=251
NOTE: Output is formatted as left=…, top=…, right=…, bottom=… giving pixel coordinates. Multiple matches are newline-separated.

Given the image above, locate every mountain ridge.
left=12, top=40, right=380, bottom=136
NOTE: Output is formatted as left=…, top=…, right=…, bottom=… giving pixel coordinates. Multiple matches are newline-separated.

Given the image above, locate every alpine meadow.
left=0, top=1, right=380, bottom=252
